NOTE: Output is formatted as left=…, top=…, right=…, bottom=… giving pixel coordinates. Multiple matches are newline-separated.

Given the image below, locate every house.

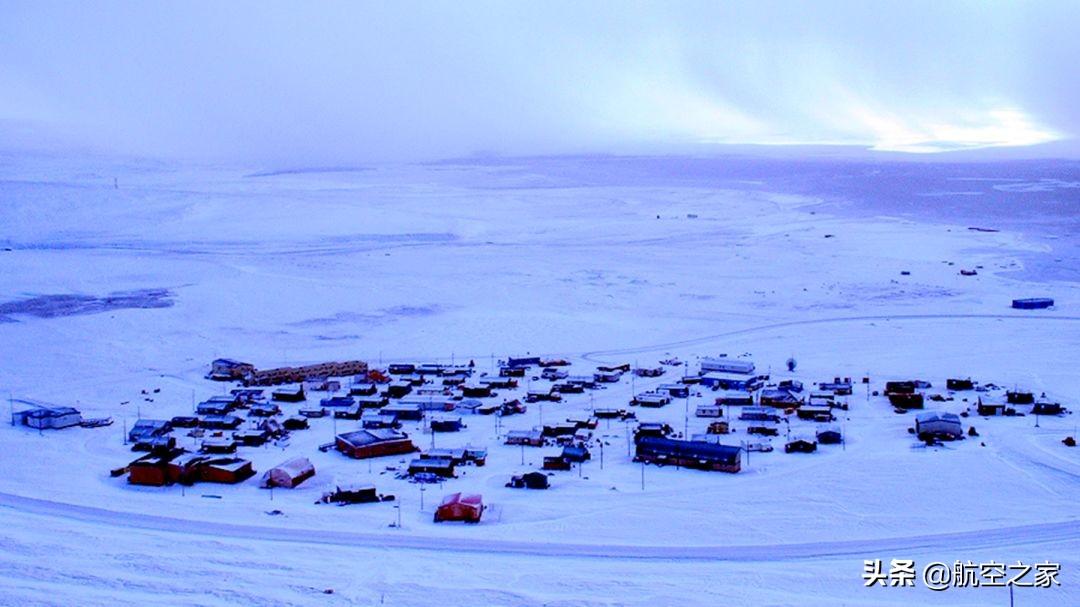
left=430, top=416, right=465, bottom=432
left=262, top=457, right=315, bottom=488
left=230, top=388, right=265, bottom=403
left=380, top=403, right=423, bottom=421
left=321, top=484, right=381, bottom=504
left=1006, top=391, right=1035, bottom=405
left=456, top=399, right=500, bottom=415
left=127, top=448, right=187, bottom=486
left=1033, top=402, right=1063, bottom=416
left=818, top=378, right=854, bottom=395
left=479, top=377, right=518, bottom=389
left=553, top=382, right=584, bottom=394
left=408, top=457, right=456, bottom=478
left=199, top=415, right=243, bottom=430
left=1012, top=298, right=1054, bottom=310
left=197, top=457, right=256, bottom=484
left=170, top=416, right=200, bottom=428
left=700, top=372, right=765, bottom=391
left=747, top=426, right=779, bottom=437
left=808, top=393, right=838, bottom=408
left=362, top=411, right=399, bottom=429
left=208, top=358, right=254, bottom=381
left=201, top=436, right=239, bottom=454
left=634, top=367, right=664, bottom=377
left=946, top=378, right=975, bottom=391
left=888, top=393, right=924, bottom=409
left=633, top=392, right=671, bottom=407
left=541, top=368, right=569, bottom=381
left=700, top=357, right=755, bottom=375
left=299, top=407, right=327, bottom=418
left=234, top=429, right=269, bottom=446
left=561, top=445, right=590, bottom=463
left=283, top=415, right=309, bottom=430
left=499, top=366, right=527, bottom=378
left=507, top=356, right=542, bottom=368
left=505, top=429, right=544, bottom=447
left=760, top=389, right=803, bottom=408
left=634, top=436, right=742, bottom=473
left=543, top=456, right=572, bottom=470
left=463, top=447, right=488, bottom=466
left=434, top=493, right=483, bottom=523
left=248, top=403, right=281, bottom=417
left=320, top=395, right=355, bottom=408
left=739, top=407, right=781, bottom=423
left=460, top=384, right=494, bottom=398
left=715, top=390, right=753, bottom=407
left=525, top=391, right=561, bottom=403
left=565, top=375, right=599, bottom=388
left=885, top=381, right=917, bottom=394
left=695, top=404, right=723, bottom=418
left=399, top=397, right=455, bottom=411
left=335, top=429, right=417, bottom=459
left=498, top=399, right=527, bottom=416
left=976, top=399, right=1006, bottom=416
left=656, top=383, right=690, bottom=399
left=388, top=363, right=416, bottom=375
left=634, top=422, right=674, bottom=439
left=597, top=363, right=631, bottom=374
left=796, top=405, right=834, bottom=422
left=816, top=429, right=843, bottom=445
left=778, top=380, right=804, bottom=394
left=271, top=385, right=305, bottom=402
left=196, top=400, right=234, bottom=416
left=349, top=382, right=378, bottom=396
left=594, top=408, right=633, bottom=420
left=566, top=417, right=598, bottom=430
left=593, top=370, right=622, bottom=383
left=386, top=380, right=413, bottom=399
left=707, top=421, right=729, bottom=434
left=507, top=471, right=549, bottom=489
left=128, top=419, right=172, bottom=443
left=914, top=412, right=963, bottom=441
left=543, top=423, right=579, bottom=438
left=332, top=405, right=363, bottom=420
left=303, top=378, right=341, bottom=393
left=355, top=395, right=388, bottom=409
left=785, top=439, right=817, bottom=453
left=131, top=435, right=176, bottom=453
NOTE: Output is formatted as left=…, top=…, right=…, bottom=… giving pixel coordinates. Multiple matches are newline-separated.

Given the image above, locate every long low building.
left=634, top=436, right=742, bottom=473
left=336, top=429, right=417, bottom=459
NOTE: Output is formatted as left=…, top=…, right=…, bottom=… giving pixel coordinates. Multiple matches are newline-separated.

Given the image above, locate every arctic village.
left=12, top=296, right=1072, bottom=524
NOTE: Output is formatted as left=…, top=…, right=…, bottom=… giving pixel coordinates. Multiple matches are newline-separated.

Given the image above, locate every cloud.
left=0, top=1, right=1076, bottom=162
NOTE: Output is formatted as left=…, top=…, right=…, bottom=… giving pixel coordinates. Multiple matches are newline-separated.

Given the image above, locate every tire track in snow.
left=581, top=313, right=1080, bottom=362
left=0, top=491, right=1076, bottom=562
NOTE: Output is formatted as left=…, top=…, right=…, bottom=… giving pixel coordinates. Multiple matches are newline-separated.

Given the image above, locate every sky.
left=1, top=1, right=1078, bottom=163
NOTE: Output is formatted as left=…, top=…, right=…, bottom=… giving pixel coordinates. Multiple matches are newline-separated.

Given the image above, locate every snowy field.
left=1, top=152, right=1078, bottom=606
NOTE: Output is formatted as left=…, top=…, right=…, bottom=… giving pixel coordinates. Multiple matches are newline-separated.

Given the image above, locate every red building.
left=335, top=429, right=417, bottom=459
left=434, top=493, right=483, bottom=523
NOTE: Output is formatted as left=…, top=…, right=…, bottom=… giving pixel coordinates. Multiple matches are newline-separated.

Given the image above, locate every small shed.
left=817, top=429, right=843, bottom=445
left=785, top=439, right=817, bottom=454
left=434, top=493, right=483, bottom=523
left=561, top=445, right=590, bottom=463
left=1033, top=402, right=1063, bottom=416
left=430, top=416, right=465, bottom=433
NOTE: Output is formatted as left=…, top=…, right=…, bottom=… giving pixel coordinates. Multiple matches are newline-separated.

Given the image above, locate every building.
left=201, top=436, right=239, bottom=454
left=700, top=357, right=755, bottom=375
left=128, top=419, right=172, bottom=443
left=946, top=378, right=975, bottom=391
left=208, top=358, right=255, bottom=381
left=695, top=404, right=723, bottom=418
left=430, top=416, right=465, bottom=432
left=817, top=429, right=842, bottom=445
left=785, top=439, right=817, bottom=454
left=715, top=390, right=753, bottom=407
left=198, top=457, right=256, bottom=484
left=271, top=385, right=306, bottom=402
left=739, top=407, right=781, bottom=423
left=199, top=415, right=243, bottom=430
left=249, top=403, right=281, bottom=417
left=320, top=395, right=355, bottom=408
left=460, top=384, right=494, bottom=398
left=335, top=429, right=417, bottom=459
left=262, top=457, right=315, bottom=488
left=561, top=445, right=590, bottom=463
left=1012, top=298, right=1054, bottom=310
left=1006, top=391, right=1035, bottom=405
left=976, top=399, right=1006, bottom=416
left=434, top=493, right=484, bottom=523
left=593, top=370, right=622, bottom=383
left=818, top=378, right=854, bottom=395
left=1033, top=402, right=1063, bottom=416
left=505, top=429, right=544, bottom=447
left=656, top=383, right=690, bottom=399
left=633, top=392, right=671, bottom=407
left=507, top=471, right=549, bottom=489
left=760, top=389, right=803, bottom=408
left=14, top=406, right=83, bottom=430
left=796, top=405, right=834, bottom=422
left=479, top=377, right=518, bottom=389
left=914, top=412, right=963, bottom=441
left=380, top=402, right=424, bottom=421
left=322, top=484, right=381, bottom=504
left=408, top=457, right=456, bottom=478
left=127, top=449, right=187, bottom=486
left=634, top=436, right=742, bottom=473
left=700, top=372, right=764, bottom=391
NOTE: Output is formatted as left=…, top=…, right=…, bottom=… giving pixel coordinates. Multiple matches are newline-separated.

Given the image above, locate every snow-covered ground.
left=0, top=152, right=1077, bottom=605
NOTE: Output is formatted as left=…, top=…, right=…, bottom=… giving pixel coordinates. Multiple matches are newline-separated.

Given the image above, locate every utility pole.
left=640, top=460, right=645, bottom=491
